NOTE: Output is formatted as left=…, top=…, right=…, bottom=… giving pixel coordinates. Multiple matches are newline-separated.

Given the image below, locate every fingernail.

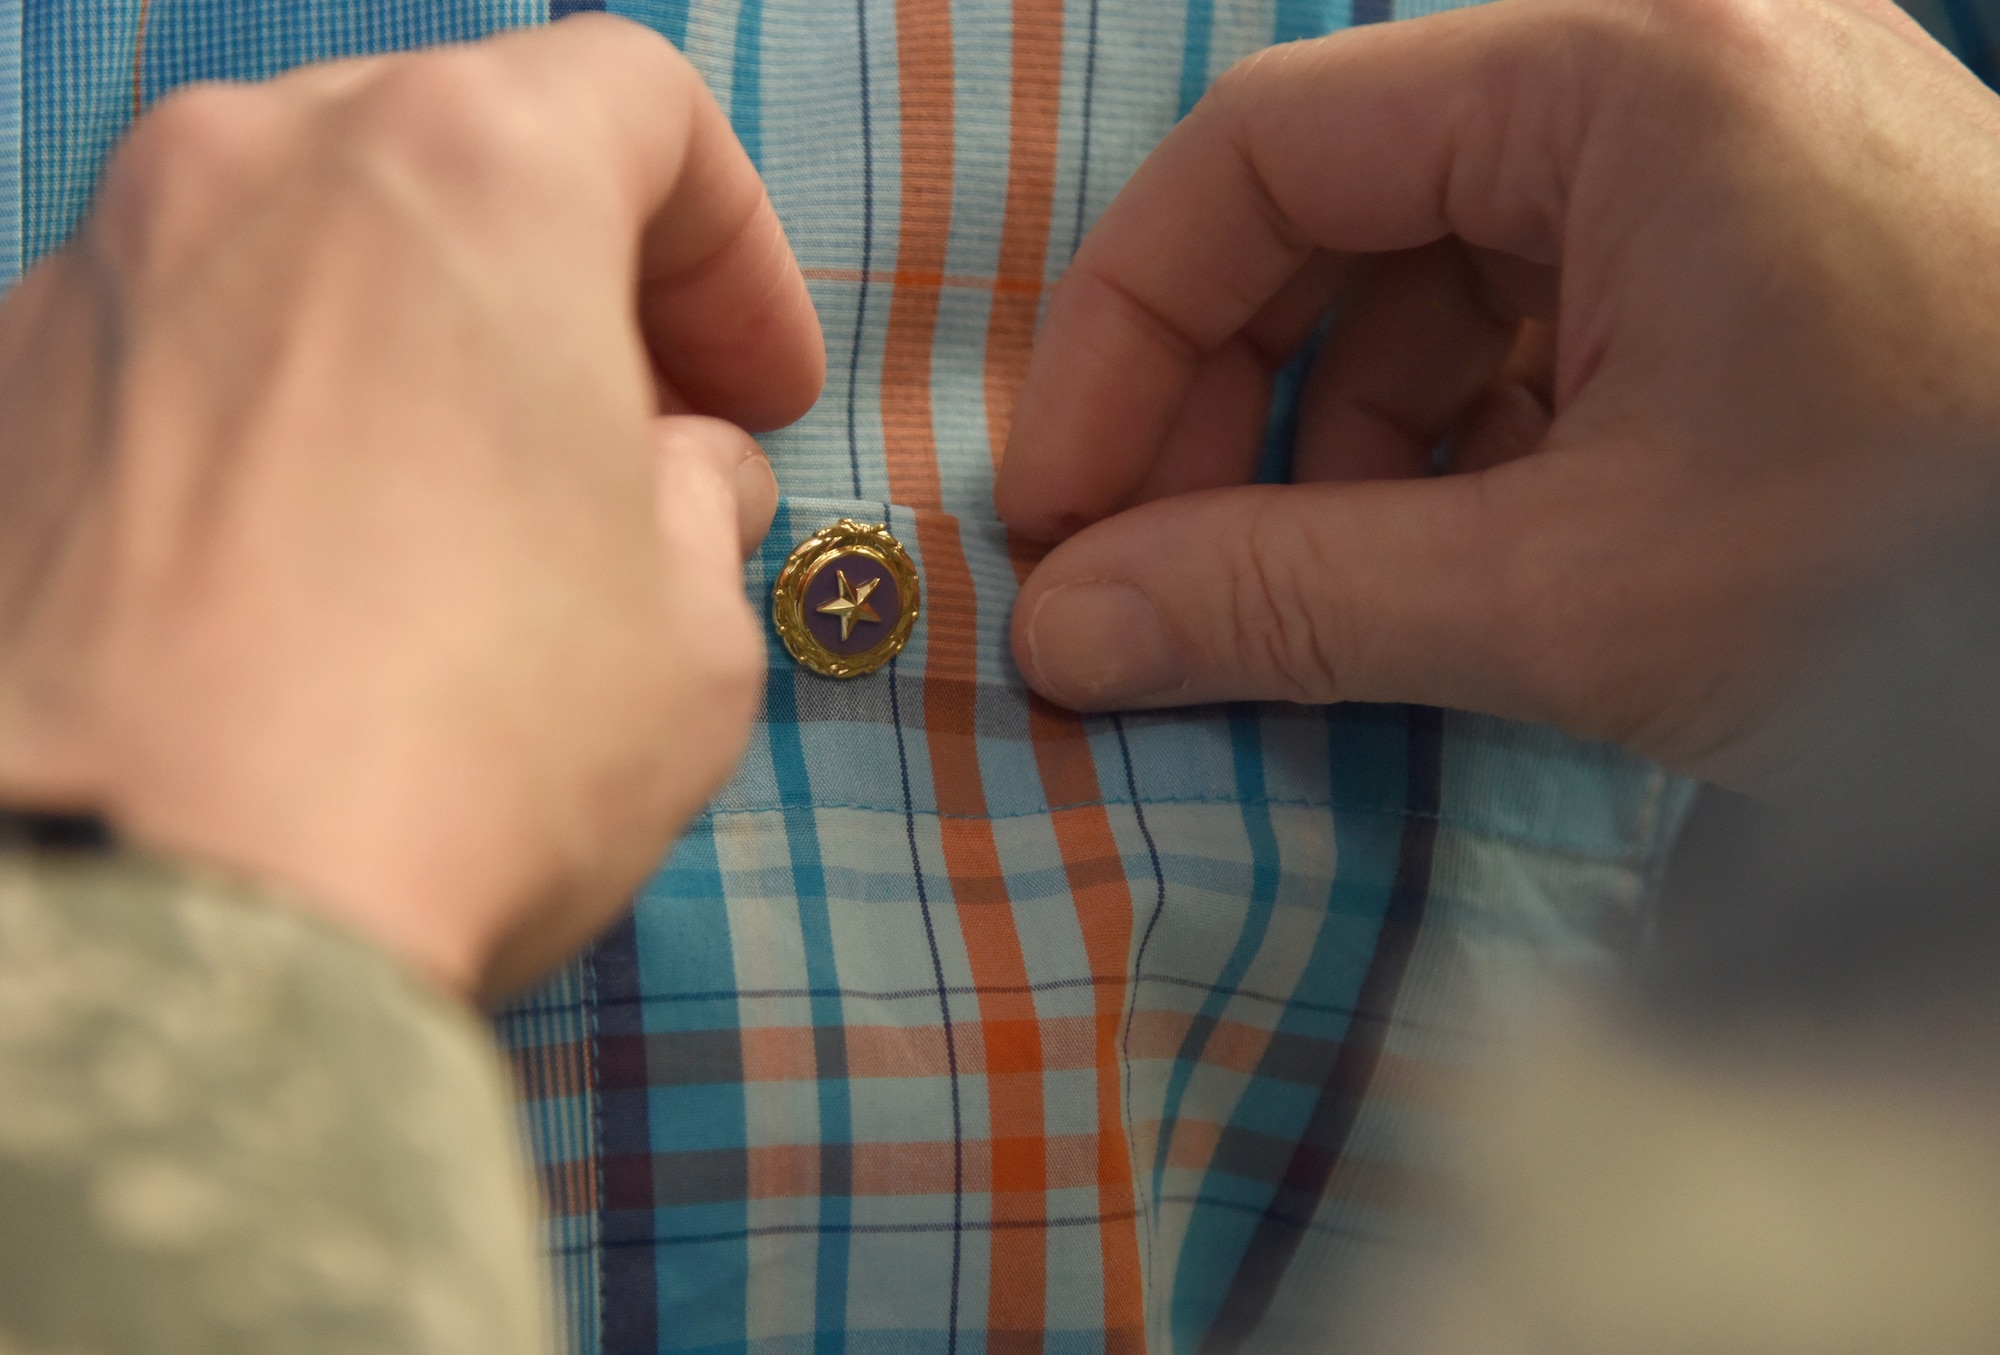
left=1025, top=582, right=1183, bottom=707
left=733, top=450, right=778, bottom=555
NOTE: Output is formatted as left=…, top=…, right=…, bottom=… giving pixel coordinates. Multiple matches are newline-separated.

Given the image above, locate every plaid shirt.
left=0, top=1, right=1762, bottom=1352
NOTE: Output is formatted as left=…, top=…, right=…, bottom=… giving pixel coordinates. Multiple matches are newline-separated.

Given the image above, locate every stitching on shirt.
left=707, top=796, right=1656, bottom=862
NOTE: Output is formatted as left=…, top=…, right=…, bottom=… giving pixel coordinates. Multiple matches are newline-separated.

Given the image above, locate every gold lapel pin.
left=772, top=519, right=921, bottom=678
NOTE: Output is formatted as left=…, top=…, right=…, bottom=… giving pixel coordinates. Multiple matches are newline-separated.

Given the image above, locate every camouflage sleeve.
left=0, top=847, right=553, bottom=1355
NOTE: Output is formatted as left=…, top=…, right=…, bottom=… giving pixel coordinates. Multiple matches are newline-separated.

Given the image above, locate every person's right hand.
left=998, top=0, right=2000, bottom=790
left=0, top=16, right=825, bottom=999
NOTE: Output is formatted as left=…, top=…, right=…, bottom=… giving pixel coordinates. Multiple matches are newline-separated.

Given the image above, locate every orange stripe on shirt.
left=1029, top=714, right=1145, bottom=1346
left=981, top=0, right=1061, bottom=472
left=803, top=266, right=1047, bottom=294
left=884, top=0, right=1050, bottom=1343
left=983, top=2, right=1146, bottom=1345
left=882, top=0, right=954, bottom=515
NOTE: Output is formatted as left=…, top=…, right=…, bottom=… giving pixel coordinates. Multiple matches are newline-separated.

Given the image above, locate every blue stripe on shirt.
left=761, top=500, right=857, bottom=1355
left=1174, top=0, right=1212, bottom=118
left=641, top=817, right=752, bottom=1350
left=613, top=0, right=691, bottom=48
left=0, top=0, right=20, bottom=289
left=731, top=0, right=762, bottom=165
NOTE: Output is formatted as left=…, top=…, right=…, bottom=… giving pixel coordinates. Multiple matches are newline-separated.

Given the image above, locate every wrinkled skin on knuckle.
left=1231, top=503, right=1347, bottom=704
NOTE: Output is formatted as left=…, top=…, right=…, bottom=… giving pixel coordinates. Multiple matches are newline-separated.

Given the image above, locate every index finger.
left=995, top=0, right=1587, bottom=540
left=480, top=15, right=825, bottom=431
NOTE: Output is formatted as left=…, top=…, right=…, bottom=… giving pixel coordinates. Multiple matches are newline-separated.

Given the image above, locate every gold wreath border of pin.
left=772, top=519, right=921, bottom=679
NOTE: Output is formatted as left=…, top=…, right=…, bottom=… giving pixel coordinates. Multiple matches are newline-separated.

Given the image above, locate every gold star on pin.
left=815, top=570, right=881, bottom=642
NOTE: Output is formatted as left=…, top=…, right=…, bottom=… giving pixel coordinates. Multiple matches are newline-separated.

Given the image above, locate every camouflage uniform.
left=0, top=848, right=551, bottom=1355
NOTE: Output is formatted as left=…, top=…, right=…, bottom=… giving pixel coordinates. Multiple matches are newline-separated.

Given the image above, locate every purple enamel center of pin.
left=801, top=553, right=901, bottom=655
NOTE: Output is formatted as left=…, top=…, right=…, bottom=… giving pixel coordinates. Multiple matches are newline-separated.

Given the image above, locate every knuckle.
left=1200, top=50, right=1263, bottom=117
left=346, top=52, right=560, bottom=196
left=559, top=8, right=685, bottom=66
left=1232, top=503, right=1347, bottom=703
left=116, top=82, right=268, bottom=188
left=1201, top=41, right=1297, bottom=120
left=1189, top=52, right=1270, bottom=158
left=1549, top=0, right=1791, bottom=100
left=1648, top=0, right=1784, bottom=49
left=1181, top=47, right=1319, bottom=262
left=97, top=83, right=271, bottom=251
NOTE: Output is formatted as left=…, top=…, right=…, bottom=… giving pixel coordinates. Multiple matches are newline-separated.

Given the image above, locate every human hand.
left=0, top=16, right=824, bottom=999
left=997, top=0, right=2000, bottom=787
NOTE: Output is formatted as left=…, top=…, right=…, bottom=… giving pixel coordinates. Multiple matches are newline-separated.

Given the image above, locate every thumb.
left=1010, top=476, right=1542, bottom=718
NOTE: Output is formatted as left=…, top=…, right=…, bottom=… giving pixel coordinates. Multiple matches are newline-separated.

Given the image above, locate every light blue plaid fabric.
left=0, top=2, right=1786, bottom=1353
left=0, top=1, right=18, bottom=284
left=8, top=1, right=543, bottom=278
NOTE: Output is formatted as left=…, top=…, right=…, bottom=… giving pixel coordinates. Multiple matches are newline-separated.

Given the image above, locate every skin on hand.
left=996, top=0, right=2000, bottom=788
left=0, top=15, right=826, bottom=1000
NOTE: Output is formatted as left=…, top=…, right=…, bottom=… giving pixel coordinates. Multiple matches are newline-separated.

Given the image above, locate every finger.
left=1450, top=377, right=1553, bottom=474
left=997, top=3, right=1585, bottom=539
left=1448, top=319, right=1555, bottom=473
left=1010, top=473, right=1556, bottom=721
left=1124, top=249, right=1352, bottom=505
left=477, top=15, right=825, bottom=430
left=1293, top=241, right=1545, bottom=483
left=481, top=420, right=769, bottom=1000
left=1123, top=343, right=1272, bottom=504
left=653, top=415, right=778, bottom=559
left=648, top=430, right=768, bottom=735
